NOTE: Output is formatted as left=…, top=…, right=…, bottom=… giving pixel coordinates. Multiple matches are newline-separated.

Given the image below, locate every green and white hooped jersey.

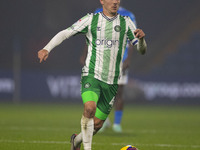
left=44, top=12, right=138, bottom=84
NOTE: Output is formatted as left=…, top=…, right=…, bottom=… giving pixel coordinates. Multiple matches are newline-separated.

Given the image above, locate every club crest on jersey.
left=114, top=25, right=121, bottom=32
left=84, top=83, right=91, bottom=88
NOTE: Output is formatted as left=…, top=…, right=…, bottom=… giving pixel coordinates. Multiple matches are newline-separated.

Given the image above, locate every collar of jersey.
left=100, top=12, right=118, bottom=22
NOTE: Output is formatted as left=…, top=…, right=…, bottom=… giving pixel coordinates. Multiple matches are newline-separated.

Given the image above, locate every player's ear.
left=100, top=0, right=104, bottom=5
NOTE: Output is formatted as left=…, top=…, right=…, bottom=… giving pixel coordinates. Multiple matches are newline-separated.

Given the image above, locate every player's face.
left=100, top=0, right=120, bottom=17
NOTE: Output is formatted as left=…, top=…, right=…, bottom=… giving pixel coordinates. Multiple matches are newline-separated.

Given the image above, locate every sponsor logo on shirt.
left=95, top=39, right=119, bottom=48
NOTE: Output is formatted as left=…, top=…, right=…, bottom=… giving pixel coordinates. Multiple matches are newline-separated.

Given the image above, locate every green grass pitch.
left=0, top=103, right=199, bottom=150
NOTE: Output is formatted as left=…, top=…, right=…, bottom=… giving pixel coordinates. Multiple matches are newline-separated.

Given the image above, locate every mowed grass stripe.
left=0, top=103, right=199, bottom=150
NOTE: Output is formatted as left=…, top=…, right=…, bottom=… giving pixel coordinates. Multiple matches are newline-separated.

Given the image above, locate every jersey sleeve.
left=129, top=12, right=137, bottom=27
left=126, top=17, right=138, bottom=46
left=44, top=14, right=91, bottom=52
left=69, top=14, right=91, bottom=34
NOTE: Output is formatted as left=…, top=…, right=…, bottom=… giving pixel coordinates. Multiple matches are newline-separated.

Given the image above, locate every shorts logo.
left=114, top=25, right=121, bottom=32
left=84, top=83, right=91, bottom=88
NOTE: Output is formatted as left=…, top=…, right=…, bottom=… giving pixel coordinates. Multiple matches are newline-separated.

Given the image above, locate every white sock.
left=74, top=129, right=98, bottom=147
left=81, top=115, right=94, bottom=150
left=74, top=133, right=82, bottom=147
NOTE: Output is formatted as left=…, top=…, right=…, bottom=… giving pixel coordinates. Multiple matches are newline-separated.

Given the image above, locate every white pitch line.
left=0, top=139, right=69, bottom=144
left=0, top=139, right=200, bottom=149
left=111, top=143, right=200, bottom=148
left=132, top=143, right=200, bottom=149
left=0, top=126, right=79, bottom=132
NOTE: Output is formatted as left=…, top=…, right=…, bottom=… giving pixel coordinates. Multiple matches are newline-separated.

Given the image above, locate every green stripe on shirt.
left=114, top=16, right=126, bottom=83
left=101, top=20, right=113, bottom=82
left=89, top=13, right=99, bottom=76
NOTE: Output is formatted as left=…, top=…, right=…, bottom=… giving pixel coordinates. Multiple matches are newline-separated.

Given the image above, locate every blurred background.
left=0, top=0, right=200, bottom=104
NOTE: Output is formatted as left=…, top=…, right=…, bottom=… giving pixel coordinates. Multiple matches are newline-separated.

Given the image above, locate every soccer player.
left=38, top=0, right=147, bottom=150
left=80, top=6, right=137, bottom=133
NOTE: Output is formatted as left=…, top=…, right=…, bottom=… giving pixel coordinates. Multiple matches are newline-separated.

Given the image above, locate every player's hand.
left=38, top=49, right=49, bottom=63
left=134, top=29, right=145, bottom=39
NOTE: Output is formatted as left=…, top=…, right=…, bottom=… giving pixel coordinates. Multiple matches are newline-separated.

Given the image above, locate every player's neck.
left=102, top=10, right=117, bottom=17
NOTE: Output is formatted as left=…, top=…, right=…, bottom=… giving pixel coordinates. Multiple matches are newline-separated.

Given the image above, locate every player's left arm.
left=134, top=29, right=147, bottom=55
left=127, top=17, right=147, bottom=55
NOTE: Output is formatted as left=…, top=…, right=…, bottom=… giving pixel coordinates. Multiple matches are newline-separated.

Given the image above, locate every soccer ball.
left=120, top=145, right=138, bottom=150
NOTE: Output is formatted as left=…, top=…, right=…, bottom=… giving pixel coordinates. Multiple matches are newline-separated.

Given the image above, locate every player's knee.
left=84, top=106, right=96, bottom=118
left=84, top=101, right=97, bottom=118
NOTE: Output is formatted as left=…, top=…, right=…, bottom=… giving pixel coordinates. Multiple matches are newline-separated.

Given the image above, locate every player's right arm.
left=38, top=49, right=49, bottom=63
left=38, top=14, right=92, bottom=63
